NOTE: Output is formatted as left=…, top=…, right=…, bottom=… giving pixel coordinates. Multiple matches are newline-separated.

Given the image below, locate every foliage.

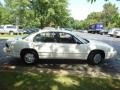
left=87, top=0, right=119, bottom=3
left=102, top=3, right=119, bottom=29
left=0, top=0, right=120, bottom=29
left=82, top=2, right=120, bottom=29
left=0, top=0, right=70, bottom=28
left=87, top=0, right=96, bottom=3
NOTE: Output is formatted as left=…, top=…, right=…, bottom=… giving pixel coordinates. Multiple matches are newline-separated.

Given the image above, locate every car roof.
left=37, top=29, right=74, bottom=35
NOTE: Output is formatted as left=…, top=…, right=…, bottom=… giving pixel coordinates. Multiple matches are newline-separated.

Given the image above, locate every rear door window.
left=33, top=32, right=56, bottom=43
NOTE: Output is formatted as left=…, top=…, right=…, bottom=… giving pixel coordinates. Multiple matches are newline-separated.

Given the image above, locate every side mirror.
left=76, top=41, right=81, bottom=44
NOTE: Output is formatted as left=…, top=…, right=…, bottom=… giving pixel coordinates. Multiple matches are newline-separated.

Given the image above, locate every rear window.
left=6, top=26, right=17, bottom=29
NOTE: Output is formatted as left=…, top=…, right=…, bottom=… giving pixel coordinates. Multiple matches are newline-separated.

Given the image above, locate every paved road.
left=0, top=33, right=120, bottom=76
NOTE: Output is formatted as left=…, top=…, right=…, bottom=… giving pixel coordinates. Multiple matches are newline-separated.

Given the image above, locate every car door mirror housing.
left=76, top=41, right=81, bottom=44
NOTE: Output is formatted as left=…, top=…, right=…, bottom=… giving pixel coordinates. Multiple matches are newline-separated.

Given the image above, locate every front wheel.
left=22, top=51, right=39, bottom=64
left=87, top=51, right=104, bottom=65
left=9, top=31, right=14, bottom=35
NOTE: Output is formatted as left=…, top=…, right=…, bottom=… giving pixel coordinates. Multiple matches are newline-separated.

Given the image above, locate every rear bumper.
left=3, top=47, right=11, bottom=55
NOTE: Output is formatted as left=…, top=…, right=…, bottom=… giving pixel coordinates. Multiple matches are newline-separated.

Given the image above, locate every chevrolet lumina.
left=4, top=30, right=117, bottom=65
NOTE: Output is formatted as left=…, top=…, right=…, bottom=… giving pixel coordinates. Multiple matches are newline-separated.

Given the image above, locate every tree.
left=0, top=4, right=11, bottom=24
left=0, top=0, right=70, bottom=28
left=83, top=2, right=120, bottom=29
left=102, top=2, right=119, bottom=28
left=30, top=0, right=70, bottom=28
left=0, top=0, right=119, bottom=29
left=87, top=12, right=103, bottom=26
left=87, top=0, right=96, bottom=3
left=4, top=0, right=32, bottom=27
left=87, top=0, right=119, bottom=3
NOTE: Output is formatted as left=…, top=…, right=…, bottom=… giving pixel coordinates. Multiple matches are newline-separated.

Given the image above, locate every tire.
left=22, top=51, right=39, bottom=64
left=9, top=31, right=14, bottom=35
left=87, top=51, right=104, bottom=65
left=110, top=35, right=113, bottom=37
left=102, top=33, right=105, bottom=35
left=114, top=35, right=118, bottom=38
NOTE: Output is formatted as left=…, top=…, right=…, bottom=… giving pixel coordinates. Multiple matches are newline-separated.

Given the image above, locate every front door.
left=53, top=32, right=84, bottom=59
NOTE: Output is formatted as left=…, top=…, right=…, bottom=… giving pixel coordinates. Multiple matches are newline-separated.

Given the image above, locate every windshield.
left=75, top=34, right=89, bottom=44
left=22, top=34, right=30, bottom=39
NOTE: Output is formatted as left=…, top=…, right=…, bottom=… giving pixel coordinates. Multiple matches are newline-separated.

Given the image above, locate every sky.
left=68, top=0, right=120, bottom=20
left=0, top=0, right=120, bottom=20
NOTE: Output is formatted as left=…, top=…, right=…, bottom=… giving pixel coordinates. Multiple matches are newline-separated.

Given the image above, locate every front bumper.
left=114, top=33, right=120, bottom=37
left=105, top=50, right=117, bottom=60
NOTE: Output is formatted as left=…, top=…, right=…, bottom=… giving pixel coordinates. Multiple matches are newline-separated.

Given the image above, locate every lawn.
left=0, top=70, right=120, bottom=90
left=0, top=34, right=27, bottom=39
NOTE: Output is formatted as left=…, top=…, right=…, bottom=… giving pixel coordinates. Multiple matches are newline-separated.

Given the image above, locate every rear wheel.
left=22, top=51, right=39, bottom=64
left=87, top=51, right=104, bottom=65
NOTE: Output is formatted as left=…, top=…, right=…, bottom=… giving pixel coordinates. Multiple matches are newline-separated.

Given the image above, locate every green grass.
left=0, top=34, right=27, bottom=39
left=0, top=70, right=120, bottom=90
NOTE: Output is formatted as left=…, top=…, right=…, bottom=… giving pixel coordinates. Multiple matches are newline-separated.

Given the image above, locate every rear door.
left=33, top=32, right=56, bottom=58
left=0, top=26, right=4, bottom=33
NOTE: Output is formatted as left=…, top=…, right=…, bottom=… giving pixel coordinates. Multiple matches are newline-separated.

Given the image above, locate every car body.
left=108, top=28, right=120, bottom=36
left=4, top=30, right=117, bottom=65
left=88, top=23, right=104, bottom=34
left=113, top=30, right=120, bottom=38
left=78, top=30, right=83, bottom=32
left=82, top=30, right=88, bottom=33
left=23, top=28, right=40, bottom=34
left=0, top=25, right=23, bottom=35
left=64, top=28, right=73, bottom=31
left=99, top=29, right=108, bottom=35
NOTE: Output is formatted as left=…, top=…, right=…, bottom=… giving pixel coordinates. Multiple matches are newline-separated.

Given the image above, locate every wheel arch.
left=9, top=31, right=14, bottom=33
left=9, top=31, right=14, bottom=35
left=88, top=49, right=105, bottom=59
left=20, top=48, right=39, bottom=58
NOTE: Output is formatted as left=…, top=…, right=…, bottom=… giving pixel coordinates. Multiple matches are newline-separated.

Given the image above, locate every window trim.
left=33, top=32, right=56, bottom=43
left=54, top=32, right=83, bottom=44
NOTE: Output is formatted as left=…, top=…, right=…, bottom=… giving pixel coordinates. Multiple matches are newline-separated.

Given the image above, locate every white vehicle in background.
left=114, top=29, right=120, bottom=38
left=43, top=27, right=55, bottom=30
left=4, top=30, right=117, bottom=65
left=82, top=30, right=88, bottom=33
left=0, top=25, right=23, bottom=35
left=108, top=28, right=120, bottom=37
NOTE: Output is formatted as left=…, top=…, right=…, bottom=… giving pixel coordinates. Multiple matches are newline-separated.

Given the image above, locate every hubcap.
left=24, top=53, right=35, bottom=64
left=93, top=54, right=102, bottom=64
left=10, top=32, right=14, bottom=35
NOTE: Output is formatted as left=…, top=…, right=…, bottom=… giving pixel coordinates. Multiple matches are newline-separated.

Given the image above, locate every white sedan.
left=114, top=30, right=120, bottom=38
left=4, top=30, right=117, bottom=65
